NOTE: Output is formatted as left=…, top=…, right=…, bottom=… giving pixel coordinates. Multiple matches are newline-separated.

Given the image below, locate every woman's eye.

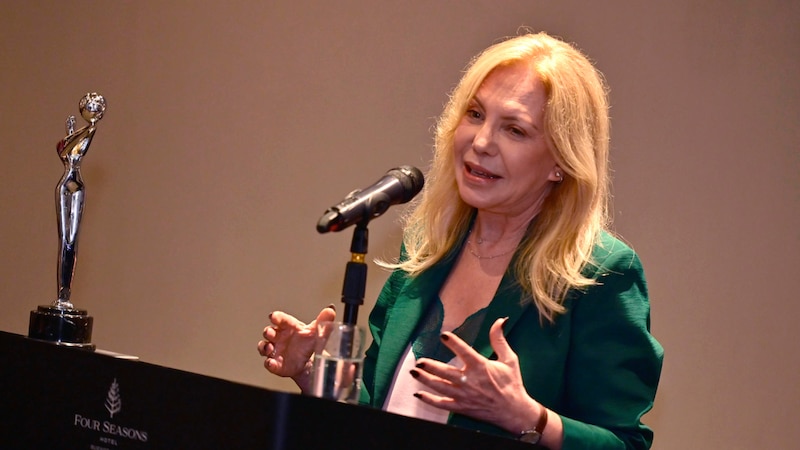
left=466, top=109, right=482, bottom=120
left=509, top=127, right=526, bottom=137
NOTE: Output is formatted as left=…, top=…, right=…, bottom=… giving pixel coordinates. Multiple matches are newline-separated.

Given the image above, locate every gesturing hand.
left=410, top=317, right=543, bottom=434
left=257, top=305, right=336, bottom=391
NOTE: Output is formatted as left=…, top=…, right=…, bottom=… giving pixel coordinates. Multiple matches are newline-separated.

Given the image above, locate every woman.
left=259, top=32, right=663, bottom=450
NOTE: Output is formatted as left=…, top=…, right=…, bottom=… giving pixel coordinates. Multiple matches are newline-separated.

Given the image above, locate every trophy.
left=28, top=93, right=107, bottom=350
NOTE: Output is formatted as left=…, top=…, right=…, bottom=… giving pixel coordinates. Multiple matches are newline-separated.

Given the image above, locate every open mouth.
left=466, top=163, right=501, bottom=179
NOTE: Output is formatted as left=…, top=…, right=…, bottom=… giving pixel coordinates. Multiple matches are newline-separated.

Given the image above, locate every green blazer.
left=359, top=231, right=664, bottom=450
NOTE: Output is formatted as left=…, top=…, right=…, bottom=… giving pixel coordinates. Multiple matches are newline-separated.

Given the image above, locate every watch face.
left=519, top=431, right=542, bottom=444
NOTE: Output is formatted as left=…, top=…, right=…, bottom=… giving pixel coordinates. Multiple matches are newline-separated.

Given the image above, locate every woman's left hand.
left=411, top=317, right=542, bottom=434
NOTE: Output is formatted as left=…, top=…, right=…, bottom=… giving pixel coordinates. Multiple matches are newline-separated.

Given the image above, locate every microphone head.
left=316, top=209, right=341, bottom=233
left=316, top=165, right=425, bottom=234
left=387, top=165, right=425, bottom=203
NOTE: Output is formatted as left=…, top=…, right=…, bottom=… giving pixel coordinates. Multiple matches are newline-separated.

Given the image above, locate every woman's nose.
left=472, top=123, right=497, bottom=155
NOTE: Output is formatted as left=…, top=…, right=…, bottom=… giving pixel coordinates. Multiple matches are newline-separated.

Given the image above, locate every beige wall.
left=1, top=1, right=798, bottom=448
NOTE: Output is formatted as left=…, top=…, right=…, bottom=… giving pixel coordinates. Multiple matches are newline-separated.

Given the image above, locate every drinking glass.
left=310, top=321, right=365, bottom=404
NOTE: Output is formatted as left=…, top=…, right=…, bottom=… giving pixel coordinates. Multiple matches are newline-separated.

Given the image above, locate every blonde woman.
left=260, top=32, right=663, bottom=450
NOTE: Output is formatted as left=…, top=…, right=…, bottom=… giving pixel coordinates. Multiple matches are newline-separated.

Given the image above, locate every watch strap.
left=518, top=405, right=548, bottom=444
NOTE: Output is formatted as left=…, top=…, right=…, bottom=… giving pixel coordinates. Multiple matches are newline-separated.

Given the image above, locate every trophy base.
left=28, top=305, right=95, bottom=351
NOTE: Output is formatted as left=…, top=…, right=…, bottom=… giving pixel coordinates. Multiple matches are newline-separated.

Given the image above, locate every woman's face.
left=453, top=64, right=561, bottom=219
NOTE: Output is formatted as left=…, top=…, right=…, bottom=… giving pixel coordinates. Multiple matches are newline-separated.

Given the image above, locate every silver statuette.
left=28, top=93, right=107, bottom=350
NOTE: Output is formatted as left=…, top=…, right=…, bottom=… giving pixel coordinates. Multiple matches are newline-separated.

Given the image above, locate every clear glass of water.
left=310, top=321, right=365, bottom=404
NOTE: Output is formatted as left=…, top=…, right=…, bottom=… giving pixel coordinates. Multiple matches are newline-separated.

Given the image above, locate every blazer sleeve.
left=560, top=242, right=664, bottom=450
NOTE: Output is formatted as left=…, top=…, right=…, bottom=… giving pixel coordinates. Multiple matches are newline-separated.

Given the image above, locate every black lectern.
left=0, top=331, right=539, bottom=449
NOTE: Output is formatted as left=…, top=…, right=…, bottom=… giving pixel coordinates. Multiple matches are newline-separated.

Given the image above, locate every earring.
left=555, top=171, right=563, bottom=183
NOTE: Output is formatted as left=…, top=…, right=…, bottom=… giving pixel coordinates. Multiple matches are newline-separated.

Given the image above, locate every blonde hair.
left=389, top=32, right=610, bottom=323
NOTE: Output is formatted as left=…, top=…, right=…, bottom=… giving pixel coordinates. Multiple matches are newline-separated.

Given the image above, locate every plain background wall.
left=1, top=1, right=798, bottom=448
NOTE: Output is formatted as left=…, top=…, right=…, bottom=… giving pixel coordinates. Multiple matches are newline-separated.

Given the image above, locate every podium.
left=0, top=331, right=539, bottom=449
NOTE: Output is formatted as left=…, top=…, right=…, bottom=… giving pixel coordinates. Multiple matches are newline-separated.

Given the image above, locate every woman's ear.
left=549, top=166, right=564, bottom=183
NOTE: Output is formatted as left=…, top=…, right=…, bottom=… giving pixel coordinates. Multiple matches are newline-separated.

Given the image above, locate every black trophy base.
left=28, top=305, right=95, bottom=351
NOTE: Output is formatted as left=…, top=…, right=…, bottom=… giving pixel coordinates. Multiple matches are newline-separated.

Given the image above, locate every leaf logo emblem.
left=105, top=378, right=122, bottom=418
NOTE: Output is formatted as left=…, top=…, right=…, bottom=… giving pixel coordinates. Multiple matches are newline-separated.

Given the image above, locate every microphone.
left=316, top=165, right=424, bottom=233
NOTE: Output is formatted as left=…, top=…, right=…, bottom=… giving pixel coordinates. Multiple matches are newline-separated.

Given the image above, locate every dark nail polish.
left=415, top=361, right=426, bottom=369
left=440, top=333, right=449, bottom=341
left=327, top=303, right=336, bottom=311
left=268, top=312, right=273, bottom=320
left=410, top=369, right=420, bottom=379
left=501, top=316, right=510, bottom=331
left=413, top=392, right=422, bottom=399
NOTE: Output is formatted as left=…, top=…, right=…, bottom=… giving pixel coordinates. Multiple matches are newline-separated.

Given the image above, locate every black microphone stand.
left=341, top=221, right=368, bottom=325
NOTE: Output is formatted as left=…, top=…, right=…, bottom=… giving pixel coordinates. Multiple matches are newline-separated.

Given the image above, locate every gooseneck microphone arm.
left=341, top=222, right=368, bottom=325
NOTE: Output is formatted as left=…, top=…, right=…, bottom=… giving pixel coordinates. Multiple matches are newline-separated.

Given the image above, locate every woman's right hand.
left=257, top=305, right=336, bottom=391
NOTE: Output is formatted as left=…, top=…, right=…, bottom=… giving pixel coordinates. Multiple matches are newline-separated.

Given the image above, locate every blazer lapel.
left=371, top=254, right=456, bottom=407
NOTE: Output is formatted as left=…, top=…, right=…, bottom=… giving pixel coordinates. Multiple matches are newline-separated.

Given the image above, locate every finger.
left=269, top=310, right=304, bottom=328
left=310, top=304, right=337, bottom=327
left=412, top=390, right=457, bottom=410
left=414, top=358, right=464, bottom=384
left=410, top=367, right=462, bottom=400
left=264, top=355, right=281, bottom=373
left=257, top=340, right=268, bottom=356
left=257, top=339, right=275, bottom=357
left=262, top=325, right=277, bottom=340
left=263, top=324, right=289, bottom=343
left=439, top=331, right=484, bottom=366
left=488, top=317, right=517, bottom=364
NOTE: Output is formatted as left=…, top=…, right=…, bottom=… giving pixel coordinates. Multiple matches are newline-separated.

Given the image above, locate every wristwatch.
left=518, top=406, right=548, bottom=444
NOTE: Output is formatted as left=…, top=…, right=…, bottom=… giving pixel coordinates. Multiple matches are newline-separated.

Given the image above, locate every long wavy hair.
left=387, top=32, right=611, bottom=323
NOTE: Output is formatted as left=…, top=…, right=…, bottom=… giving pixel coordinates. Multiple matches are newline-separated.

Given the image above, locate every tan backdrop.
left=1, top=1, right=798, bottom=448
